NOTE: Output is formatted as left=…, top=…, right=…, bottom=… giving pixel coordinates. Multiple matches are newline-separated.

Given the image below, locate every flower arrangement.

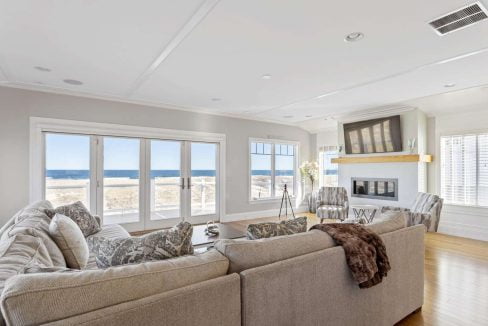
left=300, top=161, right=319, bottom=192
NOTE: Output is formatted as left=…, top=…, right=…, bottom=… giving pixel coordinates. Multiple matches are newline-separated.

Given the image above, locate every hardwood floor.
left=224, top=213, right=488, bottom=326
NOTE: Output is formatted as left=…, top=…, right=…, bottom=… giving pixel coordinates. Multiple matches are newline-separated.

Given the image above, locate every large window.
left=250, top=139, right=297, bottom=201
left=35, top=119, right=225, bottom=231
left=441, top=133, right=488, bottom=207
left=319, top=146, right=338, bottom=188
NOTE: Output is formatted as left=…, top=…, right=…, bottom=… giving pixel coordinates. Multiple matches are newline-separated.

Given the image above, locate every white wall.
left=338, top=162, right=419, bottom=208
left=0, top=86, right=312, bottom=225
left=428, top=110, right=488, bottom=241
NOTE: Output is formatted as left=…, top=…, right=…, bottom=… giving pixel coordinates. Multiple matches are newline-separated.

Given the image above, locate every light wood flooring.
left=225, top=213, right=488, bottom=326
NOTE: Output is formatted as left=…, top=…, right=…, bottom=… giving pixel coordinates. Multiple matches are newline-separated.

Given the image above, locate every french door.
left=44, top=132, right=220, bottom=232
left=146, top=140, right=219, bottom=229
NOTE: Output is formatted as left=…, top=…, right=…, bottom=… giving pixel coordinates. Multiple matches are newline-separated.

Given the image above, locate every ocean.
left=46, top=169, right=295, bottom=179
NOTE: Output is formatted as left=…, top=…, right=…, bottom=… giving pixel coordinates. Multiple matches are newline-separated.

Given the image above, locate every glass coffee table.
left=192, top=223, right=246, bottom=250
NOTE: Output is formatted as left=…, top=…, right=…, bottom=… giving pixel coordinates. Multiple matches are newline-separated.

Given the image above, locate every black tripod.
left=278, top=184, right=295, bottom=220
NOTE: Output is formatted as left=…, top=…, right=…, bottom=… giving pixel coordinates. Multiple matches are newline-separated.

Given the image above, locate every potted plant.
left=300, top=161, right=319, bottom=212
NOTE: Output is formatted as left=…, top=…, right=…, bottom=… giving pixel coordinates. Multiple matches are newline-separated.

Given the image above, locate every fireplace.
left=351, top=177, right=398, bottom=201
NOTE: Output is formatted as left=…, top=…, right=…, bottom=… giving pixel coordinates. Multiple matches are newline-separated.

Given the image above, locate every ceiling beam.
left=257, top=46, right=488, bottom=116
left=126, top=0, right=220, bottom=96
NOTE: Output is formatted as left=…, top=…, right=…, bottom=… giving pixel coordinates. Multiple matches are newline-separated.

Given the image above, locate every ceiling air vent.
left=429, top=2, right=488, bottom=35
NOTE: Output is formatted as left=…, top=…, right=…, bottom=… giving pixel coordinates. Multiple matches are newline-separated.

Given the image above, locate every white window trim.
left=30, top=117, right=226, bottom=227
left=248, top=137, right=300, bottom=204
left=437, top=128, right=488, bottom=208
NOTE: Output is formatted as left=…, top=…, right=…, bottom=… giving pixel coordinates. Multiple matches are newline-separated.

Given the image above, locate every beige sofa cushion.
left=365, top=211, right=407, bottom=234
left=215, top=230, right=335, bottom=273
left=0, top=234, right=53, bottom=293
left=0, top=249, right=229, bottom=325
left=2, top=200, right=66, bottom=267
left=49, top=214, right=89, bottom=269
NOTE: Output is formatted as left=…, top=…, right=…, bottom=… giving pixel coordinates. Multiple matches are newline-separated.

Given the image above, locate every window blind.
left=440, top=133, right=488, bottom=206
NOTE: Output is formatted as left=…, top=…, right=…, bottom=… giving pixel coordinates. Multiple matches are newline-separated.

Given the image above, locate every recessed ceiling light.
left=211, top=98, right=221, bottom=102
left=344, top=32, right=364, bottom=42
left=63, top=79, right=83, bottom=85
left=262, top=74, right=272, bottom=80
left=444, top=83, right=456, bottom=88
left=283, top=115, right=294, bottom=118
left=305, top=115, right=313, bottom=118
left=34, top=66, right=51, bottom=72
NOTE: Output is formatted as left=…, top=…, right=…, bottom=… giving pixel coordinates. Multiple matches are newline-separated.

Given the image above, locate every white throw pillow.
left=49, top=214, right=89, bottom=269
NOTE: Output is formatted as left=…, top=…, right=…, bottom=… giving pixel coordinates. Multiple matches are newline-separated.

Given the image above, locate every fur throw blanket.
left=310, top=223, right=391, bottom=288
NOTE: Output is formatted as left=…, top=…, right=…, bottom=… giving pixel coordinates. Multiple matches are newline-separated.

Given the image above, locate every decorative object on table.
left=381, top=192, right=443, bottom=232
left=408, top=138, right=417, bottom=154
left=316, top=186, right=349, bottom=223
left=278, top=184, right=295, bottom=220
left=351, top=205, right=379, bottom=224
left=299, top=160, right=319, bottom=213
left=246, top=216, right=307, bottom=239
left=205, top=220, right=220, bottom=236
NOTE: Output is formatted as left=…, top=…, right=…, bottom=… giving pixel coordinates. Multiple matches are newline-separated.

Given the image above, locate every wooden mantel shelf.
left=331, top=154, right=433, bottom=164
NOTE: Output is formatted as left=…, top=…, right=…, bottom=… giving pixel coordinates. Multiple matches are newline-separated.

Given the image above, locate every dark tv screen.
left=343, top=115, right=402, bottom=154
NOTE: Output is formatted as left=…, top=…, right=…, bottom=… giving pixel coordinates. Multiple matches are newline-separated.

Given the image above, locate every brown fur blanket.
left=310, top=223, right=390, bottom=288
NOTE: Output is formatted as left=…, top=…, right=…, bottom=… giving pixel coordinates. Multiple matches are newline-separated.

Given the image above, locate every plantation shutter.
left=441, top=133, right=488, bottom=207
left=478, top=134, right=488, bottom=206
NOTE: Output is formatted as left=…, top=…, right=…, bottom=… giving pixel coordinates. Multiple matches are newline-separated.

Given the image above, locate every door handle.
left=181, top=177, right=185, bottom=190
left=187, top=177, right=192, bottom=188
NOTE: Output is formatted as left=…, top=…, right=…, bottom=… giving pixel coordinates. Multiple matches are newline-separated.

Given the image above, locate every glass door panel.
left=150, top=140, right=182, bottom=220
left=45, top=133, right=91, bottom=209
left=102, top=137, right=140, bottom=225
left=190, top=142, right=217, bottom=218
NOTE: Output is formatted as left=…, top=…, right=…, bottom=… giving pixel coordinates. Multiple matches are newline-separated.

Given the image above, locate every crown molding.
left=0, top=82, right=302, bottom=128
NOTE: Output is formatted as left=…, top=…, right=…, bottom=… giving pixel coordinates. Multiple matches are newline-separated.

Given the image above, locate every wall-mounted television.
left=343, top=115, right=402, bottom=154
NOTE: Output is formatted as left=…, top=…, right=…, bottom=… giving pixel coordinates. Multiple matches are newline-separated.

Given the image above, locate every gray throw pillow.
left=45, top=201, right=101, bottom=237
left=87, top=222, right=194, bottom=268
left=247, top=216, right=308, bottom=240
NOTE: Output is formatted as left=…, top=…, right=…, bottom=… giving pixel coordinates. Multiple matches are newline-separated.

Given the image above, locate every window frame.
left=30, top=117, right=226, bottom=231
left=248, top=137, right=299, bottom=203
left=318, top=146, right=339, bottom=188
left=438, top=129, right=488, bottom=208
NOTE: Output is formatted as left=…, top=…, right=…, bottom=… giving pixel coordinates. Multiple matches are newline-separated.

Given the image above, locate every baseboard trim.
left=222, top=206, right=309, bottom=223
left=438, top=220, right=488, bottom=241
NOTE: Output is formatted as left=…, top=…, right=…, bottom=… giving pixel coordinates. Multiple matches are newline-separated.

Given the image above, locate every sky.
left=45, top=134, right=216, bottom=170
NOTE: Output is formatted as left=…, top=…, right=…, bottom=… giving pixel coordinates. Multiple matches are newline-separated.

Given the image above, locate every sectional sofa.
left=0, top=201, right=424, bottom=325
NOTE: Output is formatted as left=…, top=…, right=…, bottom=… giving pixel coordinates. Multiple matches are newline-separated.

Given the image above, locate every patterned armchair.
left=381, top=192, right=443, bottom=232
left=316, top=187, right=349, bottom=223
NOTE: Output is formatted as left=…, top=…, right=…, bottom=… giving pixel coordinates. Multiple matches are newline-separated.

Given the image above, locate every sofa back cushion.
left=365, top=211, right=407, bottom=234
left=0, top=249, right=229, bottom=326
left=2, top=201, right=66, bottom=267
left=215, top=230, right=336, bottom=274
left=0, top=234, right=53, bottom=293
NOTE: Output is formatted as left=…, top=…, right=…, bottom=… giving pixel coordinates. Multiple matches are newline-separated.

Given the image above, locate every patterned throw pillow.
left=45, top=201, right=101, bottom=237
left=87, top=222, right=194, bottom=268
left=247, top=216, right=308, bottom=240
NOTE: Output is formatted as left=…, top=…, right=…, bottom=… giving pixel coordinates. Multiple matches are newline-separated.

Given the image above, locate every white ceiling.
left=1, top=0, right=488, bottom=130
